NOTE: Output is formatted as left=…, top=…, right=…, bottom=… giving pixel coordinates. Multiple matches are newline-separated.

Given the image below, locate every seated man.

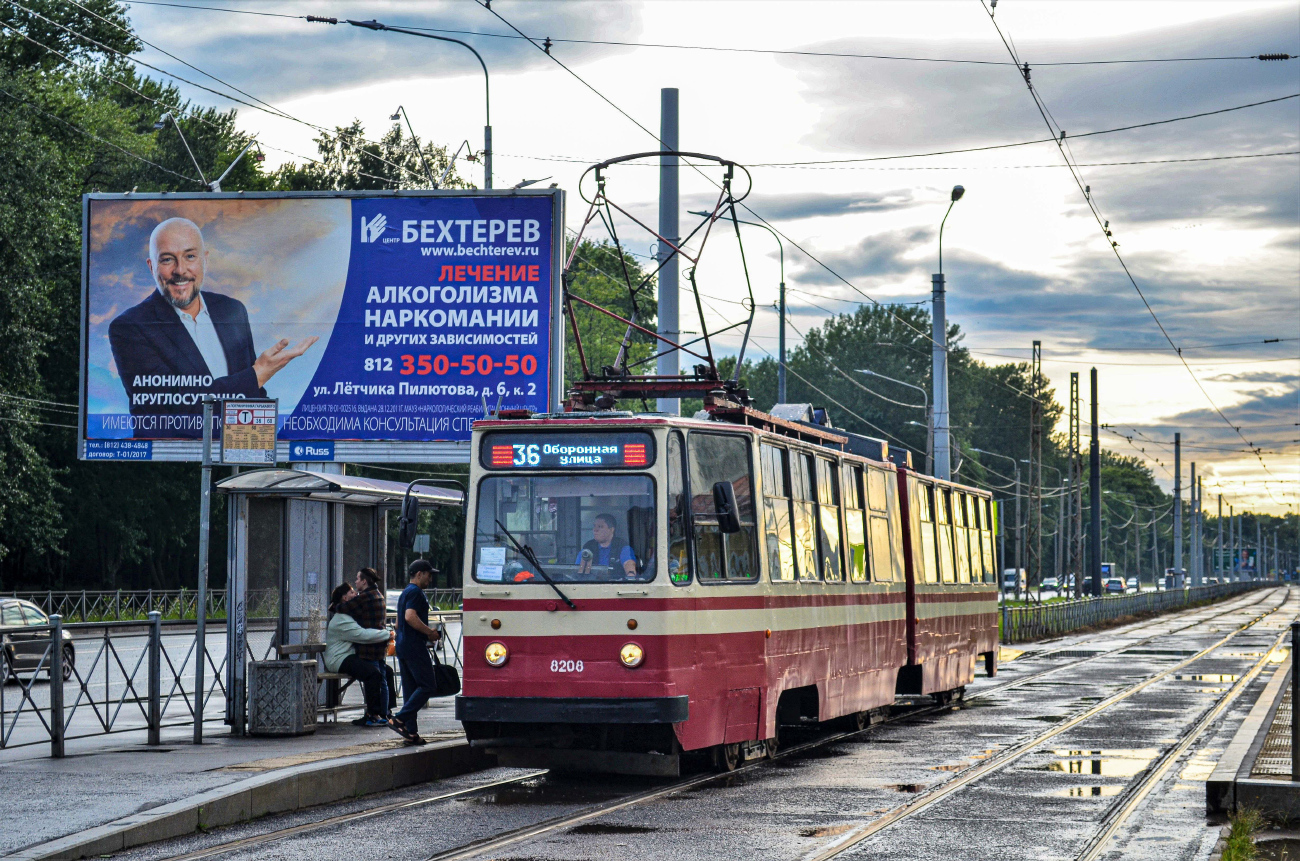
left=575, top=513, right=638, bottom=577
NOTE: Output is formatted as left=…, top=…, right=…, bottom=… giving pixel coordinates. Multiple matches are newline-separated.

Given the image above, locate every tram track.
left=135, top=587, right=1285, bottom=861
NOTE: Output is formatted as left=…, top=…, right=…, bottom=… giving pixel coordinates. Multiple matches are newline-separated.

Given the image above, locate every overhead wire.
left=977, top=0, right=1291, bottom=488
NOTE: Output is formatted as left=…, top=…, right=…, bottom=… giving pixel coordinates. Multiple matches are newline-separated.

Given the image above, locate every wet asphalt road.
left=107, top=586, right=1293, bottom=861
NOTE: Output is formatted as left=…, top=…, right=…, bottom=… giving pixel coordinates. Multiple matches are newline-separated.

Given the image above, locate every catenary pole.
left=195, top=397, right=213, bottom=745
left=1173, top=433, right=1182, bottom=578
left=1089, top=368, right=1102, bottom=596
left=657, top=88, right=680, bottom=414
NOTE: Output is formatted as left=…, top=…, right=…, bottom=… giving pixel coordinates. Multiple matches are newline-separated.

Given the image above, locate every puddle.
left=465, top=778, right=634, bottom=806
left=1040, top=749, right=1158, bottom=777
left=998, top=647, right=1025, bottom=663
left=1269, top=647, right=1292, bottom=663
left=1223, top=651, right=1265, bottom=658
left=882, top=783, right=926, bottom=793
left=1028, top=715, right=1067, bottom=723
left=1173, top=674, right=1238, bottom=683
left=799, top=823, right=858, bottom=838
left=1258, top=838, right=1300, bottom=860
left=1054, top=785, right=1124, bottom=798
left=1180, top=748, right=1222, bottom=782
left=568, top=823, right=660, bottom=835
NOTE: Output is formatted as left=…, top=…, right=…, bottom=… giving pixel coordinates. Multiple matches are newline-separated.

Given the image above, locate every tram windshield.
left=473, top=475, right=656, bottom=583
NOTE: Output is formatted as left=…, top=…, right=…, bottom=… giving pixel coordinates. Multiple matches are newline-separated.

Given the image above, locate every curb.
left=2, top=739, right=493, bottom=861
left=1208, top=655, right=1292, bottom=816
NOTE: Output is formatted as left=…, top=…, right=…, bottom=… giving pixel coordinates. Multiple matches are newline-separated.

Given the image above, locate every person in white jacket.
left=325, top=583, right=393, bottom=726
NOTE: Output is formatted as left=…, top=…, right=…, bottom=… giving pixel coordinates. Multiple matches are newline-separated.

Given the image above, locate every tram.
left=455, top=401, right=999, bottom=776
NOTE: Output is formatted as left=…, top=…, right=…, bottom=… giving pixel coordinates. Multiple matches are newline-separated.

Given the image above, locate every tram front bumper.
left=455, top=695, right=689, bottom=724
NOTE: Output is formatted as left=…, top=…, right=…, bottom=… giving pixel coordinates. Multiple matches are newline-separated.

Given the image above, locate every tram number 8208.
left=551, top=660, right=584, bottom=673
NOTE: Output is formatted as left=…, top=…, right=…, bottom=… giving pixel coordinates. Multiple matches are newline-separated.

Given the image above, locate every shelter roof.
left=215, top=469, right=461, bottom=507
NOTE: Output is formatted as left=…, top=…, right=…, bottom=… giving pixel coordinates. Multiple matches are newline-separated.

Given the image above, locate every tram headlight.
left=484, top=641, right=509, bottom=667
left=619, top=642, right=644, bottom=668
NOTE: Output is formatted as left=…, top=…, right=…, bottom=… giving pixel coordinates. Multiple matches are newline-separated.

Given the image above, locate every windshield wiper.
left=494, top=519, right=577, bottom=610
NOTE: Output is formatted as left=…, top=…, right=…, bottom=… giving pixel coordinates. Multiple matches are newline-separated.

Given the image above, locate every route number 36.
left=551, top=659, right=583, bottom=673
left=513, top=444, right=540, bottom=466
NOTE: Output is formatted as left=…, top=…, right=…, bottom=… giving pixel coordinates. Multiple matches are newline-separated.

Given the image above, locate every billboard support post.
left=195, top=396, right=213, bottom=745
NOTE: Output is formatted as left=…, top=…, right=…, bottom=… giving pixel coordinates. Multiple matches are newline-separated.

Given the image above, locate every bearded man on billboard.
left=108, top=217, right=317, bottom=435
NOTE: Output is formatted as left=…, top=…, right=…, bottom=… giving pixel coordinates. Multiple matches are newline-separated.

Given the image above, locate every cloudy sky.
left=124, top=0, right=1299, bottom=512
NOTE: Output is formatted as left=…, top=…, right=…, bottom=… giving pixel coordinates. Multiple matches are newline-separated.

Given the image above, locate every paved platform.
left=0, top=697, right=472, bottom=860
left=1207, top=651, right=1300, bottom=820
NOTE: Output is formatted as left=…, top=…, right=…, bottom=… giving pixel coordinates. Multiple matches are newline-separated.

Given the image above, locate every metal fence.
left=2, top=610, right=463, bottom=757
left=4, top=589, right=464, bottom=622
left=1000, top=580, right=1272, bottom=643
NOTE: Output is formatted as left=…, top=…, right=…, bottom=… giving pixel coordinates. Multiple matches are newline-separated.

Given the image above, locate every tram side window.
left=918, top=483, right=939, bottom=583
left=789, top=452, right=819, bottom=581
left=866, top=467, right=894, bottom=581
left=815, top=459, right=844, bottom=582
left=842, top=464, right=868, bottom=582
left=981, top=498, right=996, bottom=583
left=761, top=444, right=797, bottom=582
left=935, top=488, right=956, bottom=583
left=953, top=492, right=972, bottom=583
left=667, top=432, right=692, bottom=585
left=688, top=433, right=758, bottom=581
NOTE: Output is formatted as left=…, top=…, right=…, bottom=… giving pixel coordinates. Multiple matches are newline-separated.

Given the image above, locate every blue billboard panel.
left=81, top=191, right=560, bottom=458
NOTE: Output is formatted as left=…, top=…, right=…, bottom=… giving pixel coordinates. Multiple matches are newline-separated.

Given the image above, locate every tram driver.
left=575, top=513, right=638, bottom=577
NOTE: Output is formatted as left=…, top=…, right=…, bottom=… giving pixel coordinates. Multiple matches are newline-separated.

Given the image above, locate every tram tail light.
left=485, top=642, right=509, bottom=667
left=619, top=642, right=644, bottom=668
left=623, top=444, right=647, bottom=467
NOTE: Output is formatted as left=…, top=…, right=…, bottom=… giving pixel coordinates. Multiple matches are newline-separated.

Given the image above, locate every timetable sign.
left=221, top=399, right=278, bottom=465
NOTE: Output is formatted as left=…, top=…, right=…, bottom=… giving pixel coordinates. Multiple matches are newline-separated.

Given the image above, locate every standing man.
left=389, top=560, right=442, bottom=745
left=339, top=567, right=389, bottom=725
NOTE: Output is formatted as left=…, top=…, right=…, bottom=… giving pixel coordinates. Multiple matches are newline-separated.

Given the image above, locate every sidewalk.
left=1207, top=653, right=1300, bottom=819
left=0, top=698, right=477, bottom=860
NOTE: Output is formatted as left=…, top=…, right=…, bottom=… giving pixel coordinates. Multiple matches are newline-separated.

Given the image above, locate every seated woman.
left=325, top=583, right=393, bottom=727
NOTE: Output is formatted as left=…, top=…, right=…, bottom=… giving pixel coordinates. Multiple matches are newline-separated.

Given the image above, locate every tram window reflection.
left=761, top=444, right=796, bottom=582
left=843, top=464, right=868, bottom=582
left=815, top=458, right=843, bottom=582
left=688, top=433, right=758, bottom=582
left=936, top=488, right=956, bottom=584
left=473, top=474, right=656, bottom=583
left=789, top=452, right=819, bottom=581
left=918, top=483, right=939, bottom=584
left=667, top=431, right=692, bottom=585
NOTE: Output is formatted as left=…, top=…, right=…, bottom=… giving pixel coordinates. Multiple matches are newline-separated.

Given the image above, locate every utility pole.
left=656, top=88, right=680, bottom=415
left=1089, top=368, right=1102, bottom=596
left=1189, top=463, right=1198, bottom=585
left=1028, top=341, right=1043, bottom=592
left=1217, top=494, right=1224, bottom=581
left=1256, top=517, right=1263, bottom=580
left=1069, top=372, right=1082, bottom=598
left=931, top=186, right=964, bottom=481
left=1173, top=433, right=1182, bottom=579
left=195, top=397, right=213, bottom=746
left=1230, top=504, right=1237, bottom=581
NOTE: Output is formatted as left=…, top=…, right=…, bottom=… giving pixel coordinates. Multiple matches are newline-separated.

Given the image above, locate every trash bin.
left=248, top=660, right=317, bottom=736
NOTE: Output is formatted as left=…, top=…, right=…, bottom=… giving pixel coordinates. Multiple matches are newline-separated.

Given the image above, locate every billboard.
left=79, top=190, right=564, bottom=462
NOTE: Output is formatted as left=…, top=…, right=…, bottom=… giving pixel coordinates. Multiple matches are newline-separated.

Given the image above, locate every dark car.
left=0, top=598, right=75, bottom=682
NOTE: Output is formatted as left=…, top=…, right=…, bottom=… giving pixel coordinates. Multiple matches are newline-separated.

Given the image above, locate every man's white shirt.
left=173, top=298, right=229, bottom=379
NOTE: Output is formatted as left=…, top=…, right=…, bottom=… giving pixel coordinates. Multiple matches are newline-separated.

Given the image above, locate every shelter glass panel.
left=247, top=497, right=283, bottom=621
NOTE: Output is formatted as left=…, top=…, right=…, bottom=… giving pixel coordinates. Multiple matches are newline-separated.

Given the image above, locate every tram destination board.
left=482, top=431, right=654, bottom=470
left=78, top=189, right=565, bottom=463
left=221, top=398, right=277, bottom=465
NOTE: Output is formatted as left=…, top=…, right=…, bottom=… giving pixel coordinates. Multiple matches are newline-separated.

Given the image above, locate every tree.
left=274, top=120, right=472, bottom=192
left=563, top=239, right=658, bottom=398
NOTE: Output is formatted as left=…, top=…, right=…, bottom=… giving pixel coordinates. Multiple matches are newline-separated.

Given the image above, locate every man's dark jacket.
left=108, top=291, right=266, bottom=437
left=340, top=586, right=388, bottom=662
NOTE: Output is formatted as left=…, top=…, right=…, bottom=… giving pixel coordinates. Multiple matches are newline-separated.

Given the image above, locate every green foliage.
left=563, top=239, right=658, bottom=396
left=1222, top=807, right=1262, bottom=861
left=274, top=120, right=471, bottom=192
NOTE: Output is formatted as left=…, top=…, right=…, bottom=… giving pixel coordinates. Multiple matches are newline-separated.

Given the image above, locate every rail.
left=1000, top=580, right=1272, bottom=643
left=2, top=611, right=464, bottom=757
left=3, top=588, right=464, bottom=622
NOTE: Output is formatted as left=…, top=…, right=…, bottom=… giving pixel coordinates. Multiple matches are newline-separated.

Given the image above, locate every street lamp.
left=690, top=211, right=786, bottom=401
left=932, top=185, right=965, bottom=481
left=856, top=368, right=929, bottom=474
left=971, top=446, right=1020, bottom=597
left=310, top=16, right=492, bottom=188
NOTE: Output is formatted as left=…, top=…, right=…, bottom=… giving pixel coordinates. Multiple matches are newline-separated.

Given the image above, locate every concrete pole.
left=1189, top=464, right=1197, bottom=584
left=1173, top=433, right=1182, bottom=576
left=195, top=398, right=213, bottom=745
left=1089, top=368, right=1102, bottom=596
left=931, top=273, right=950, bottom=481
left=1217, top=494, right=1223, bottom=581
left=1230, top=505, right=1237, bottom=581
left=656, top=88, right=680, bottom=415
left=1256, top=517, right=1263, bottom=580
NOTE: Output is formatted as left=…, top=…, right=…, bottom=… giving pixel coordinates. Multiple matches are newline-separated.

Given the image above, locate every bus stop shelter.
left=216, top=468, right=462, bottom=734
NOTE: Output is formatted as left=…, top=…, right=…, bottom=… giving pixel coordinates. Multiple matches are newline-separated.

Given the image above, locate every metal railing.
left=5, top=588, right=463, bottom=622
left=3, top=610, right=464, bottom=757
left=1000, top=580, right=1272, bottom=644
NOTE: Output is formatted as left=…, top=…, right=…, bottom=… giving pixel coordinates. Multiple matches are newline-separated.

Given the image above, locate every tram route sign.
left=481, top=431, right=656, bottom=470
left=221, top=398, right=277, bottom=465
left=78, top=189, right=565, bottom=463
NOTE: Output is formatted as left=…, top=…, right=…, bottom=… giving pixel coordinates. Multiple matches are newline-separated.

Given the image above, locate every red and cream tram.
left=455, top=405, right=999, bottom=775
